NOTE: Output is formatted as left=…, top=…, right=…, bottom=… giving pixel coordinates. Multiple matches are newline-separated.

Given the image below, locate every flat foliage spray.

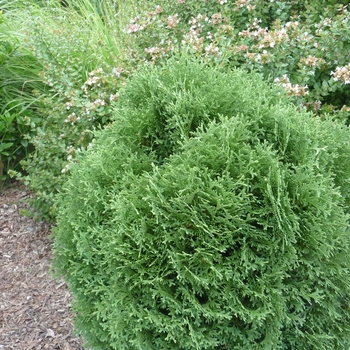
left=53, top=58, right=350, bottom=349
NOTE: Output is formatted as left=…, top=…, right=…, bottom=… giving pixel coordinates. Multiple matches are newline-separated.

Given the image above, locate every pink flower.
left=331, top=64, right=350, bottom=84
left=125, top=24, right=144, bottom=34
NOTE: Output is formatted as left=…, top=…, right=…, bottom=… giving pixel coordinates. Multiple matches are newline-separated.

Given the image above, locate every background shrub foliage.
left=0, top=9, right=45, bottom=189
left=1, top=0, right=349, bottom=219
left=53, top=58, right=350, bottom=349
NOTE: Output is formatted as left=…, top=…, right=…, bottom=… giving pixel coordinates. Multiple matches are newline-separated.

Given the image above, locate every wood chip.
left=0, top=183, right=86, bottom=349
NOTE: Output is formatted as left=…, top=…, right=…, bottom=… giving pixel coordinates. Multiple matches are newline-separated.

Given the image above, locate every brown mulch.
left=0, top=183, right=86, bottom=350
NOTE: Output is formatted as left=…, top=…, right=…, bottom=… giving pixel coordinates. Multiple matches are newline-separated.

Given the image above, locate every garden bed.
left=0, top=183, right=85, bottom=349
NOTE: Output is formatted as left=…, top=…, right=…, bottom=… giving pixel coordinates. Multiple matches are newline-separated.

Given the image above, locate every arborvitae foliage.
left=52, top=58, right=350, bottom=349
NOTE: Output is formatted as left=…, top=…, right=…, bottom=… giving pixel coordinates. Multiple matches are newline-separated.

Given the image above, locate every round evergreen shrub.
left=52, top=58, right=350, bottom=349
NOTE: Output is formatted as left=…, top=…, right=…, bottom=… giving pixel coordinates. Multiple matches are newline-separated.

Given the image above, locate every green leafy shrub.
left=0, top=11, right=45, bottom=189
left=3, top=0, right=134, bottom=217
left=5, top=0, right=350, bottom=219
left=123, top=0, right=350, bottom=122
left=53, top=58, right=350, bottom=349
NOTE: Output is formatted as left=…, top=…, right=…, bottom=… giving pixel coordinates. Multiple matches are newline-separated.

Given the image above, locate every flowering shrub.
left=7, top=1, right=131, bottom=217
left=4, top=0, right=350, bottom=219
left=53, top=58, right=350, bottom=349
left=124, top=0, right=350, bottom=121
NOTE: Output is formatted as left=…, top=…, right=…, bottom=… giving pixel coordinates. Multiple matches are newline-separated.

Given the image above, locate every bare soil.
left=0, top=183, right=86, bottom=349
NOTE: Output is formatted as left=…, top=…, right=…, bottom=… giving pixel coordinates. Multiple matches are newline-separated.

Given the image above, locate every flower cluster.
left=82, top=68, right=105, bottom=93
left=182, top=30, right=204, bottom=52
left=274, top=75, right=309, bottom=97
left=331, top=64, right=350, bottom=84
left=109, top=93, right=119, bottom=102
left=64, top=112, right=80, bottom=125
left=238, top=19, right=292, bottom=46
left=210, top=13, right=223, bottom=25
left=144, top=46, right=162, bottom=60
left=205, top=43, right=222, bottom=56
left=234, top=0, right=256, bottom=11
left=303, top=100, right=322, bottom=112
left=245, top=50, right=272, bottom=64
left=125, top=5, right=164, bottom=35
left=188, top=13, right=209, bottom=28
left=300, top=56, right=325, bottom=68
left=165, top=14, right=179, bottom=29
left=90, top=98, right=106, bottom=109
left=125, top=16, right=145, bottom=34
left=150, top=5, right=163, bottom=15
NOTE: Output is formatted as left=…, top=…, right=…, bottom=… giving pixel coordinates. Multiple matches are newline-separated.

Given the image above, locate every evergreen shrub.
left=53, top=58, right=350, bottom=349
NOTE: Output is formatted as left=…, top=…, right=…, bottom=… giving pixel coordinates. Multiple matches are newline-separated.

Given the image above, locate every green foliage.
left=0, top=11, right=45, bottom=189
left=3, top=0, right=350, bottom=218
left=124, top=0, right=350, bottom=122
left=53, top=58, right=350, bottom=349
left=2, top=0, right=135, bottom=217
left=0, top=111, right=34, bottom=189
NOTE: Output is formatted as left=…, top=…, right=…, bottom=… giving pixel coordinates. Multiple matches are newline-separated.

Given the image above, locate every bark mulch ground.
left=0, top=183, right=86, bottom=349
